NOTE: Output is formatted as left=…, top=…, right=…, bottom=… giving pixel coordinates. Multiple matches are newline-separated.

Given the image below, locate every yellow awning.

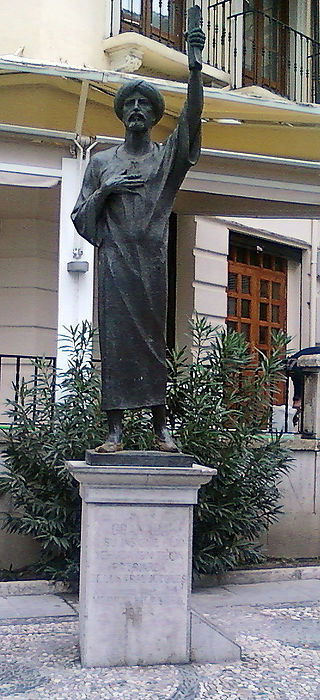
left=1, top=60, right=320, bottom=162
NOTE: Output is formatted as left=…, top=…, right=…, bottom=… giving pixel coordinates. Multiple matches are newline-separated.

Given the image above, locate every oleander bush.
left=166, top=318, right=292, bottom=576
left=0, top=323, right=105, bottom=583
left=0, top=319, right=291, bottom=582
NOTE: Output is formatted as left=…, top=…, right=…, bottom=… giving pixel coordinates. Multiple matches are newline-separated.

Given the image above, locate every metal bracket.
left=70, top=135, right=95, bottom=158
left=67, top=260, right=89, bottom=273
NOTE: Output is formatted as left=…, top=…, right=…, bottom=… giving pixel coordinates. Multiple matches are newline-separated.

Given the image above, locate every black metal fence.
left=110, top=0, right=320, bottom=103
left=0, top=355, right=56, bottom=427
left=0, top=353, right=300, bottom=436
left=203, top=0, right=233, bottom=73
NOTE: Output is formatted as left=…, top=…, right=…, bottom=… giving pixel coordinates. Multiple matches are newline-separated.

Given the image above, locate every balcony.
left=231, top=7, right=320, bottom=103
left=104, top=0, right=320, bottom=103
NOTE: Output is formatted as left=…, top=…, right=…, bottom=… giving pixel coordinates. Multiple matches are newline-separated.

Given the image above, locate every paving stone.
left=0, top=594, right=76, bottom=620
left=0, top=583, right=319, bottom=698
left=0, top=597, right=17, bottom=618
left=193, top=579, right=320, bottom=607
left=0, top=658, right=48, bottom=696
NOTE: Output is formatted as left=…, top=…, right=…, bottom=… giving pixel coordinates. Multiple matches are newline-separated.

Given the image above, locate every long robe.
left=71, top=108, right=200, bottom=410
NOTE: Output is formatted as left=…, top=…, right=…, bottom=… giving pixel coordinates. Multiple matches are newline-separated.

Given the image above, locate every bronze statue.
left=72, top=11, right=204, bottom=452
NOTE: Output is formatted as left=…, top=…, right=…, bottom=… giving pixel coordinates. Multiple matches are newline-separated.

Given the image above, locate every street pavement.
left=0, top=578, right=319, bottom=699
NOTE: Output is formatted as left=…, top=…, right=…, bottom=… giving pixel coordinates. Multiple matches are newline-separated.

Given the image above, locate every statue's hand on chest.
left=100, top=170, right=144, bottom=197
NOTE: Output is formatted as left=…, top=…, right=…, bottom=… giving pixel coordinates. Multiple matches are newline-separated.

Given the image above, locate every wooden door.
left=227, top=242, right=287, bottom=402
left=243, top=0, right=289, bottom=94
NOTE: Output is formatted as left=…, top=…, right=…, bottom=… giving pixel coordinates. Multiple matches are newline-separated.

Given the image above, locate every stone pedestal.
left=67, top=451, right=240, bottom=667
left=297, top=355, right=320, bottom=438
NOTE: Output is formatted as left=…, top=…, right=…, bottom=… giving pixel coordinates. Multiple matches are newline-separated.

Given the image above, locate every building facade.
left=1, top=0, right=320, bottom=563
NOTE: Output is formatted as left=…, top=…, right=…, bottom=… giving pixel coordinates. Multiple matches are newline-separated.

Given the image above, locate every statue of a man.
left=71, top=21, right=205, bottom=453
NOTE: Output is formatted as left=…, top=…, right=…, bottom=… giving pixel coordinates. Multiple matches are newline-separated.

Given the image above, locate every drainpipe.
left=309, top=219, right=318, bottom=346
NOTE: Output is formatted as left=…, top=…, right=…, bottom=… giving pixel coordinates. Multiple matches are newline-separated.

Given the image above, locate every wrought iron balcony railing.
left=230, top=7, right=320, bottom=103
left=109, top=0, right=320, bottom=103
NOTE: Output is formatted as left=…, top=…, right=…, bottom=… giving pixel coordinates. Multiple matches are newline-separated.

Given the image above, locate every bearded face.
left=121, top=91, right=156, bottom=133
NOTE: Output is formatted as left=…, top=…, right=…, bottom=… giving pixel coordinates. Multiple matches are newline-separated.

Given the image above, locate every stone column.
left=67, top=451, right=218, bottom=667
left=297, top=354, right=320, bottom=437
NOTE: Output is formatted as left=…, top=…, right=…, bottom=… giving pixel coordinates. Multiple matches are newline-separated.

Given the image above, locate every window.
left=243, top=0, right=289, bottom=93
left=120, top=0, right=185, bottom=50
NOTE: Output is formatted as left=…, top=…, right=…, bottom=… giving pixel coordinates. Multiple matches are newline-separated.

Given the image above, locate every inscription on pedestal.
left=80, top=505, right=191, bottom=666
left=67, top=459, right=216, bottom=667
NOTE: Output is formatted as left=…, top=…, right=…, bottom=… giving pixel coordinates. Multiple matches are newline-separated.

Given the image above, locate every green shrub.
left=166, top=317, right=292, bottom=576
left=0, top=319, right=291, bottom=581
left=0, top=323, right=105, bottom=583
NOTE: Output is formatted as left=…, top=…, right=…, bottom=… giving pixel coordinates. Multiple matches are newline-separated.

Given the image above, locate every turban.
left=114, top=80, right=165, bottom=124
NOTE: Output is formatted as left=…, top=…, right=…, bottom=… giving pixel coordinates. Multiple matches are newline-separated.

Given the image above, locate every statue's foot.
left=95, top=440, right=123, bottom=453
left=155, top=431, right=180, bottom=453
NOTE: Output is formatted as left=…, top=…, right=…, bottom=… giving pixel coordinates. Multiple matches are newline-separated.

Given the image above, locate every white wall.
left=287, top=258, right=302, bottom=351
left=193, top=217, right=228, bottom=328
left=316, top=275, right=320, bottom=344
left=176, top=216, right=229, bottom=349
left=176, top=215, right=196, bottom=349
left=291, top=0, right=311, bottom=38
left=223, top=217, right=313, bottom=245
left=0, top=0, right=313, bottom=78
left=0, top=141, right=68, bottom=170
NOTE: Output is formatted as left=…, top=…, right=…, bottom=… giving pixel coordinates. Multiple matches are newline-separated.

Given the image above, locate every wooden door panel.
left=227, top=243, right=287, bottom=404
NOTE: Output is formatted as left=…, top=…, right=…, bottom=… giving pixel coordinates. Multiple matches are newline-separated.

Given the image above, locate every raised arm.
left=185, top=10, right=205, bottom=146
left=186, top=64, right=204, bottom=146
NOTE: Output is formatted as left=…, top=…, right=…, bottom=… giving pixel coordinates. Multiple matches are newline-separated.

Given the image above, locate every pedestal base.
left=190, top=610, right=241, bottom=663
left=67, top=452, right=240, bottom=667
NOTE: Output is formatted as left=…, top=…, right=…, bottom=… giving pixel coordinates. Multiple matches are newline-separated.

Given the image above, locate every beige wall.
left=0, top=213, right=59, bottom=356
left=0, top=187, right=59, bottom=418
left=0, top=489, right=40, bottom=569
left=267, top=444, right=320, bottom=559
left=0, top=0, right=108, bottom=70
left=0, top=0, right=310, bottom=74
